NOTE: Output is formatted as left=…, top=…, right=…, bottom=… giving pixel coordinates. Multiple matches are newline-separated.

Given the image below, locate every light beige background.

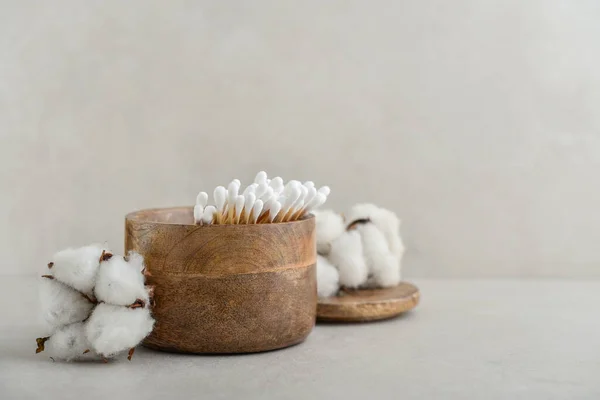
left=2, top=1, right=599, bottom=278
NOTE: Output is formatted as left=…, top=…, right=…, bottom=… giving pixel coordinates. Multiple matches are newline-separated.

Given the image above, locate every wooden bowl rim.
left=125, top=206, right=314, bottom=227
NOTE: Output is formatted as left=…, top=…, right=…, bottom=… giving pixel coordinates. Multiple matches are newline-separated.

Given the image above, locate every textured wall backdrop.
left=2, top=1, right=600, bottom=277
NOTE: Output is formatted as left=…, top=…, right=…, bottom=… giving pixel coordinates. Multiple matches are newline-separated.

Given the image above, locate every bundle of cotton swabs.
left=194, top=171, right=330, bottom=225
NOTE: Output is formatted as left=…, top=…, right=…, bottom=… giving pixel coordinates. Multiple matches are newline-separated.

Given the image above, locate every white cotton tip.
left=86, top=304, right=155, bottom=358
left=284, top=180, right=301, bottom=195
left=39, top=278, right=94, bottom=332
left=244, top=192, right=256, bottom=215
left=94, top=254, right=149, bottom=306
left=268, top=201, right=282, bottom=222
left=50, top=244, right=107, bottom=295
left=303, top=187, right=318, bottom=209
left=251, top=199, right=263, bottom=223
left=254, top=171, right=268, bottom=184
left=317, top=186, right=330, bottom=197
left=303, top=181, right=315, bottom=190
left=255, top=182, right=269, bottom=199
left=329, top=230, right=368, bottom=288
left=357, top=223, right=401, bottom=288
left=233, top=179, right=241, bottom=187
left=316, top=255, right=339, bottom=298
left=283, top=186, right=301, bottom=212
left=44, top=322, right=96, bottom=361
left=228, top=181, right=240, bottom=204
left=305, top=192, right=327, bottom=214
left=242, top=183, right=258, bottom=196
left=269, top=177, right=284, bottom=193
left=214, top=186, right=228, bottom=212
left=234, top=195, right=245, bottom=222
left=195, top=191, right=208, bottom=207
left=312, top=209, right=345, bottom=255
left=202, top=205, right=216, bottom=224
left=193, top=204, right=204, bottom=224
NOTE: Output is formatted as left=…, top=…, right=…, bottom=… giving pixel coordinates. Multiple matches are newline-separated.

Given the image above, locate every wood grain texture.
left=125, top=207, right=317, bottom=353
left=316, top=282, right=420, bottom=322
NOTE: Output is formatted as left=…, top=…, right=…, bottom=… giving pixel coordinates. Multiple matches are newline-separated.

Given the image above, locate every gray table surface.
left=0, top=276, right=598, bottom=399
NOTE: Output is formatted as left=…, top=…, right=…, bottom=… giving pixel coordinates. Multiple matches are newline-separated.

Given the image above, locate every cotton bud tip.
left=269, top=202, right=282, bottom=222
left=228, top=181, right=239, bottom=203
left=318, top=186, right=331, bottom=197
left=214, top=186, right=227, bottom=211
left=196, top=191, right=208, bottom=207
left=194, top=205, right=204, bottom=224
left=254, top=171, right=268, bottom=184
left=202, top=206, right=216, bottom=224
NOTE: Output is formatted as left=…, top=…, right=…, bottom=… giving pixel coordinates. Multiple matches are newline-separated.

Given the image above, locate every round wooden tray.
left=317, top=282, right=420, bottom=322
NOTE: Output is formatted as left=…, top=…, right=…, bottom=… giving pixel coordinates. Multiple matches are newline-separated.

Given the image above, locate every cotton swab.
left=255, top=182, right=270, bottom=200
left=242, top=193, right=256, bottom=224
left=269, top=177, right=284, bottom=194
left=193, top=205, right=204, bottom=225
left=317, top=186, right=330, bottom=197
left=242, top=183, right=258, bottom=197
left=291, top=186, right=317, bottom=220
left=255, top=171, right=268, bottom=184
left=194, top=173, right=329, bottom=224
left=283, top=184, right=307, bottom=222
left=234, top=195, right=245, bottom=224
left=266, top=201, right=282, bottom=223
left=196, top=192, right=208, bottom=207
left=214, top=186, right=227, bottom=224
left=227, top=181, right=240, bottom=223
left=202, top=206, right=216, bottom=224
left=276, top=185, right=301, bottom=222
left=250, top=199, right=263, bottom=223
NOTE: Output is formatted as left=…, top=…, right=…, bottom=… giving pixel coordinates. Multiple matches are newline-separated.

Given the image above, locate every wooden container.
left=125, top=207, right=317, bottom=354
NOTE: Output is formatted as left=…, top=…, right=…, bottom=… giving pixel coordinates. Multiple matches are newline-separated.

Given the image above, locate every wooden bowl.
left=125, top=207, right=317, bottom=354
left=317, top=282, right=420, bottom=322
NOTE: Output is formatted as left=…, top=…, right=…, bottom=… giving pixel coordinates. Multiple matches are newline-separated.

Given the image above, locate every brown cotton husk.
left=36, top=337, right=49, bottom=354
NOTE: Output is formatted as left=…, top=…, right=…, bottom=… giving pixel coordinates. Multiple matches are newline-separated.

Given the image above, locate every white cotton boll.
left=196, top=191, right=208, bottom=207
left=39, top=278, right=94, bottom=332
left=254, top=171, right=268, bottom=184
left=95, top=255, right=149, bottom=306
left=312, top=209, right=345, bottom=255
left=86, top=304, right=155, bottom=357
left=316, top=255, right=339, bottom=298
left=371, top=208, right=405, bottom=259
left=343, top=203, right=381, bottom=228
left=329, top=230, right=368, bottom=288
left=346, top=203, right=405, bottom=258
left=50, top=244, right=107, bottom=295
left=193, top=204, right=204, bottom=224
left=202, top=205, right=216, bottom=224
left=357, top=223, right=401, bottom=288
left=45, top=322, right=97, bottom=361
